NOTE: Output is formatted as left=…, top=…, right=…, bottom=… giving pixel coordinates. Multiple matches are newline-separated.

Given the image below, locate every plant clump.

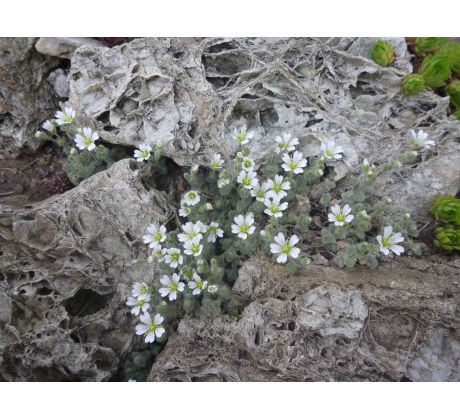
left=125, top=123, right=429, bottom=354
left=401, top=37, right=460, bottom=120
left=35, top=107, right=130, bottom=185
left=431, top=196, right=460, bottom=252
left=370, top=40, right=395, bottom=67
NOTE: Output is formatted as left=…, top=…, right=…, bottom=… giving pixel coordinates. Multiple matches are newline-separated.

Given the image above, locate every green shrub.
left=431, top=196, right=460, bottom=225
left=371, top=40, right=395, bottom=67
left=415, top=37, right=449, bottom=54
left=420, top=55, right=452, bottom=88
left=402, top=74, right=425, bottom=96
left=446, top=81, right=460, bottom=108
left=434, top=225, right=460, bottom=251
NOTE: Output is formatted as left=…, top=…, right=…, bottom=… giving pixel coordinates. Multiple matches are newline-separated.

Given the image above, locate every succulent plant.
left=370, top=40, right=395, bottom=67
left=415, top=37, right=449, bottom=55
left=447, top=80, right=460, bottom=108
left=420, top=55, right=452, bottom=88
left=401, top=74, right=425, bottom=96
left=434, top=225, right=460, bottom=251
left=431, top=195, right=460, bottom=225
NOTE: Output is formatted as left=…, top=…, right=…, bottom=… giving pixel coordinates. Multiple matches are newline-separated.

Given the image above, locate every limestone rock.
left=47, top=68, right=70, bottom=99
left=0, top=159, right=174, bottom=381
left=35, top=37, right=104, bottom=59
left=0, top=38, right=61, bottom=156
left=148, top=256, right=460, bottom=381
left=68, top=37, right=460, bottom=220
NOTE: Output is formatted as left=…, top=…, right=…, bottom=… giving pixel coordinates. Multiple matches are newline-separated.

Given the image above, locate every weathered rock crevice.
left=149, top=256, right=459, bottom=382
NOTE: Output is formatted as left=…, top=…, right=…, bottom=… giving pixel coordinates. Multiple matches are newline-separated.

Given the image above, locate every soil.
left=0, top=143, right=71, bottom=208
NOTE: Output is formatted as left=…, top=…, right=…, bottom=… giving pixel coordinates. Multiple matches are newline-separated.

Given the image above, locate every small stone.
left=312, top=253, right=329, bottom=265
left=35, top=37, right=104, bottom=59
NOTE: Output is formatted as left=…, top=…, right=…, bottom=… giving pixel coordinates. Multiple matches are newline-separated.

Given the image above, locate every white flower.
left=275, top=132, right=299, bottom=154
left=207, top=222, right=224, bottom=243
left=231, top=213, right=256, bottom=239
left=233, top=125, right=254, bottom=145
left=266, top=175, right=291, bottom=199
left=195, top=221, right=208, bottom=233
left=188, top=272, right=208, bottom=295
left=179, top=206, right=191, bottom=217
left=164, top=248, right=183, bottom=268
left=134, top=143, right=152, bottom=162
left=328, top=204, right=354, bottom=226
left=182, top=190, right=200, bottom=206
left=237, top=170, right=258, bottom=190
left=241, top=156, right=255, bottom=171
left=376, top=226, right=405, bottom=256
left=148, top=244, right=166, bottom=263
left=281, top=151, right=308, bottom=174
left=210, top=153, right=224, bottom=169
left=270, top=233, right=301, bottom=264
left=207, top=285, right=218, bottom=294
left=409, top=129, right=435, bottom=150
left=135, top=313, right=165, bottom=343
left=42, top=120, right=56, bottom=133
left=251, top=181, right=270, bottom=202
left=184, top=241, right=203, bottom=257
left=55, top=107, right=75, bottom=125
left=159, top=273, right=185, bottom=301
left=131, top=282, right=150, bottom=300
left=205, top=203, right=213, bottom=210
left=126, top=294, right=151, bottom=316
left=264, top=196, right=288, bottom=218
left=321, top=140, right=344, bottom=160
left=218, top=177, right=230, bottom=188
left=143, top=223, right=167, bottom=248
left=74, top=127, right=99, bottom=151
left=177, top=222, right=203, bottom=244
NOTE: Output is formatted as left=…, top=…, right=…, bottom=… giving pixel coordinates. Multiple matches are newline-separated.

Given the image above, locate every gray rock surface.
left=0, top=159, right=173, bottom=381
left=68, top=37, right=460, bottom=220
left=0, top=38, right=61, bottom=156
left=47, top=68, right=70, bottom=99
left=35, top=37, right=104, bottom=59
left=149, top=256, right=459, bottom=382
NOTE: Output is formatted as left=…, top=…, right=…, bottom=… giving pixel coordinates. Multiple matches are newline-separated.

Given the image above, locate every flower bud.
left=370, top=40, right=395, bottom=67
left=402, top=74, right=425, bottom=96
left=205, top=203, right=213, bottom=210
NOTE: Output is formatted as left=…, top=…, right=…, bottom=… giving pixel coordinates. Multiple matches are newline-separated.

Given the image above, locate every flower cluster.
left=125, top=282, right=165, bottom=343
left=128, top=124, right=423, bottom=348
